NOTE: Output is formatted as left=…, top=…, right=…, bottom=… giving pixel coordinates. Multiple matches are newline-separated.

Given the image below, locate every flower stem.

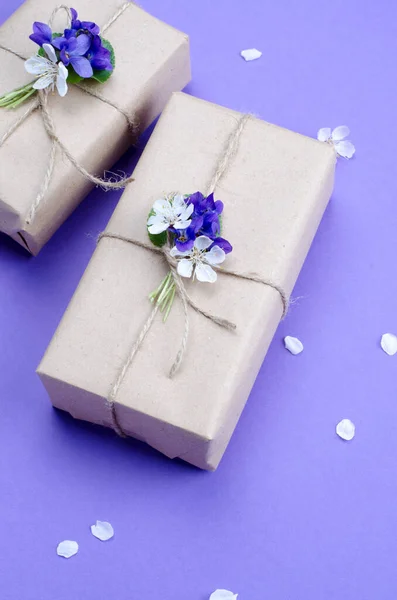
left=149, top=272, right=170, bottom=304
left=163, top=285, right=176, bottom=322
left=0, top=82, right=37, bottom=109
left=148, top=271, right=177, bottom=322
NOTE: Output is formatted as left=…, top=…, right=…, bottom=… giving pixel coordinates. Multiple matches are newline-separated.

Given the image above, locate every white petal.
left=380, top=333, right=397, bottom=356
left=172, top=194, right=186, bottom=210
left=205, top=245, right=226, bottom=266
left=33, top=74, right=55, bottom=90
left=43, top=43, right=57, bottom=63
left=335, top=140, right=355, bottom=159
left=284, top=335, right=304, bottom=355
left=331, top=125, right=350, bottom=141
left=58, top=62, right=69, bottom=81
left=336, top=419, right=355, bottom=441
left=170, top=247, right=190, bottom=258
left=317, top=127, right=331, bottom=142
left=177, top=258, right=194, bottom=278
left=25, top=56, right=48, bottom=75
left=153, top=198, right=171, bottom=215
left=195, top=235, right=213, bottom=251
left=147, top=214, right=160, bottom=226
left=182, top=202, right=194, bottom=219
left=56, top=65, right=68, bottom=97
left=57, top=540, right=79, bottom=558
left=195, top=262, right=217, bottom=283
left=240, top=48, right=262, bottom=61
left=210, top=591, right=238, bottom=600
left=90, top=521, right=114, bottom=542
left=173, top=218, right=192, bottom=230
left=148, top=221, right=169, bottom=235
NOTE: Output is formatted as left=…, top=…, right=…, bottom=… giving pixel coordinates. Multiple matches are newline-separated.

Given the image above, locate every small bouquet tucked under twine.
left=0, top=7, right=115, bottom=108
left=147, top=191, right=233, bottom=320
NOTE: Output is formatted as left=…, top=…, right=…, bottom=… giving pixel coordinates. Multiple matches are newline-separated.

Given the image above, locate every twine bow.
left=0, top=3, right=137, bottom=229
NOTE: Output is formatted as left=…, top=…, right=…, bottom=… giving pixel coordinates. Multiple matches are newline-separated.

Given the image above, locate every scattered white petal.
left=336, top=419, right=355, bottom=441
left=240, top=48, right=262, bottom=61
left=317, top=125, right=355, bottom=159
left=284, top=336, right=304, bottom=355
left=90, top=520, right=114, bottom=542
left=331, top=125, right=350, bottom=141
left=335, top=140, right=356, bottom=159
left=380, top=333, right=397, bottom=356
left=210, top=591, right=238, bottom=600
left=317, top=127, right=332, bottom=142
left=57, top=540, right=79, bottom=558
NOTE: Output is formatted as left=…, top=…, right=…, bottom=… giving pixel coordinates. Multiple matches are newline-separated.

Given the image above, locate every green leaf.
left=90, top=38, right=115, bottom=84
left=147, top=209, right=167, bottom=248
left=101, top=38, right=115, bottom=69
left=90, top=68, right=112, bottom=84
left=148, top=229, right=167, bottom=248
left=66, top=67, right=83, bottom=85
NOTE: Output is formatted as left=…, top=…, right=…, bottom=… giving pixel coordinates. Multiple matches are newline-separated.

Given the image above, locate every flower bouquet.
left=0, top=7, right=114, bottom=108
left=147, top=191, right=233, bottom=320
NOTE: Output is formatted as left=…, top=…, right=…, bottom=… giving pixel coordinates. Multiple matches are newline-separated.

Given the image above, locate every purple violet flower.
left=171, top=192, right=232, bottom=254
left=174, top=227, right=196, bottom=252
left=184, top=191, right=224, bottom=240
left=52, top=34, right=93, bottom=78
left=201, top=211, right=221, bottom=238
left=187, top=192, right=223, bottom=217
left=204, top=192, right=224, bottom=216
left=29, top=22, right=53, bottom=47
left=70, top=8, right=100, bottom=36
left=173, top=215, right=204, bottom=251
left=86, top=35, right=113, bottom=71
left=187, top=191, right=205, bottom=212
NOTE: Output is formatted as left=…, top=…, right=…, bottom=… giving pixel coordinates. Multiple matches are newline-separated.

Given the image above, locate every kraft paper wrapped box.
left=38, top=92, right=336, bottom=470
left=0, top=0, right=190, bottom=255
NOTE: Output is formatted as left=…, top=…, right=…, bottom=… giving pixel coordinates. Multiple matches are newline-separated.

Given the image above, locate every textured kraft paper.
left=0, top=0, right=190, bottom=255
left=38, top=92, right=336, bottom=471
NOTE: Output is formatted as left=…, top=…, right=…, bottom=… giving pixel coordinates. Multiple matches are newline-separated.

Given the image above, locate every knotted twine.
left=0, top=2, right=138, bottom=227
left=98, top=113, right=290, bottom=437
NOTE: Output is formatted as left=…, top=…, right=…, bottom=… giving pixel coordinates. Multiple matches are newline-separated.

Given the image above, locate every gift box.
left=37, top=92, right=336, bottom=470
left=0, top=0, right=190, bottom=255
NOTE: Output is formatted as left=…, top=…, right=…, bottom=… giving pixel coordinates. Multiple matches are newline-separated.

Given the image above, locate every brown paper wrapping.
left=37, top=92, right=336, bottom=470
left=0, top=0, right=190, bottom=254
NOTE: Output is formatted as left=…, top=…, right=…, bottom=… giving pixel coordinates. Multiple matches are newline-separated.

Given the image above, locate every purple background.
left=1, top=0, right=396, bottom=598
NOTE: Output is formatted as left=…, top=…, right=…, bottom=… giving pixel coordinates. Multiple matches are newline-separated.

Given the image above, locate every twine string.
left=102, top=2, right=131, bottom=33
left=0, top=45, right=26, bottom=60
left=206, top=113, right=251, bottom=196
left=96, top=113, right=289, bottom=435
left=98, top=231, right=288, bottom=435
left=0, top=99, right=40, bottom=147
left=75, top=83, right=140, bottom=137
left=48, top=4, right=72, bottom=29
left=0, top=2, right=136, bottom=227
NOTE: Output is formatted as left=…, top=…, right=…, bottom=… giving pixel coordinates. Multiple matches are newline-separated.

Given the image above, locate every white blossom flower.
left=25, top=43, right=68, bottom=97
left=317, top=125, right=355, bottom=159
left=147, top=194, right=193, bottom=235
left=170, top=235, right=225, bottom=283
